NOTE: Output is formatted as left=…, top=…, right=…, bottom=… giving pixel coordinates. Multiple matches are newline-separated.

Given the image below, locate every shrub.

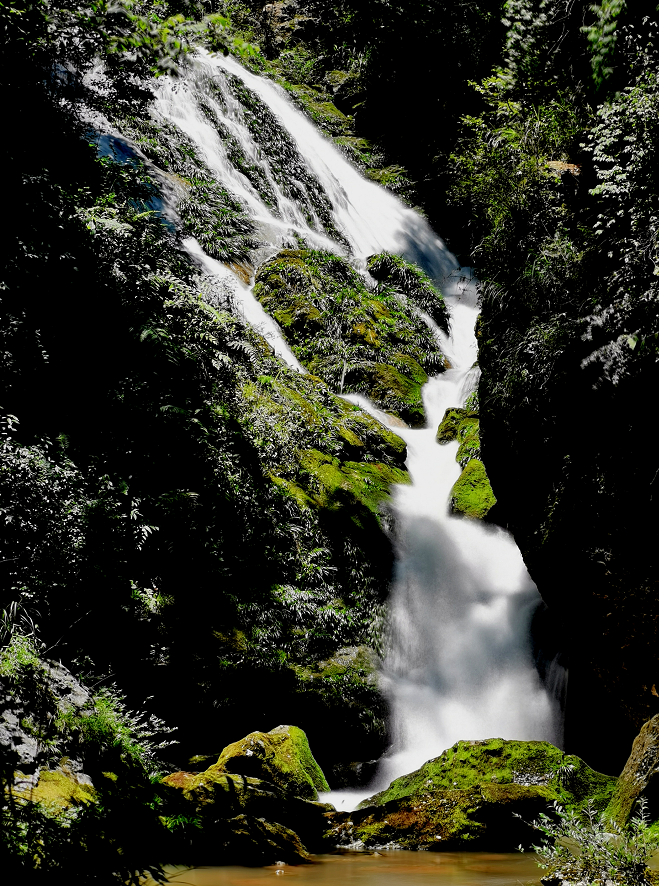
left=522, top=798, right=659, bottom=886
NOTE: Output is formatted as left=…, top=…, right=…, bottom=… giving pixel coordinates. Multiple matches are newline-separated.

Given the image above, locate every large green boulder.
left=327, top=739, right=617, bottom=851
left=195, top=725, right=329, bottom=801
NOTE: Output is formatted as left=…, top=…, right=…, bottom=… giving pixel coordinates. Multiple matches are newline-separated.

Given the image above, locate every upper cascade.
left=154, top=50, right=460, bottom=284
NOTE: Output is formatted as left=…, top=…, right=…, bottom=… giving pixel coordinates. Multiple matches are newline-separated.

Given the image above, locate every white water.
left=149, top=52, right=561, bottom=810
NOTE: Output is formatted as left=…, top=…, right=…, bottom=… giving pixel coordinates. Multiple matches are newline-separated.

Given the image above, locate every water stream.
left=150, top=51, right=562, bottom=808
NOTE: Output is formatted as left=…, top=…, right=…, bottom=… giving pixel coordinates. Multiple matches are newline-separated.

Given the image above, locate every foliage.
left=524, top=798, right=659, bottom=886
left=57, top=685, right=177, bottom=776
left=254, top=249, right=446, bottom=424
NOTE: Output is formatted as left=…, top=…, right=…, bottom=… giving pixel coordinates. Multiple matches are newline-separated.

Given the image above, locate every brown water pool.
left=162, top=851, right=542, bottom=886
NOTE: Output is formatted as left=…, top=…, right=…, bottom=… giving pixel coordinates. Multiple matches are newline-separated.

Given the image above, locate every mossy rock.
left=14, top=768, right=95, bottom=807
left=253, top=248, right=445, bottom=424
left=296, top=448, right=409, bottom=520
left=437, top=407, right=477, bottom=443
left=161, top=770, right=325, bottom=863
left=606, top=714, right=659, bottom=825
left=364, top=739, right=616, bottom=810
left=344, top=362, right=426, bottom=428
left=240, top=369, right=409, bottom=527
left=327, top=739, right=617, bottom=851
left=162, top=768, right=334, bottom=859
left=200, top=725, right=329, bottom=800
left=330, top=783, right=554, bottom=851
left=450, top=459, right=496, bottom=519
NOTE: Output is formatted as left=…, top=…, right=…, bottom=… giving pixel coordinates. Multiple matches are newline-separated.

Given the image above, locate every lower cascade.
left=147, top=50, right=563, bottom=803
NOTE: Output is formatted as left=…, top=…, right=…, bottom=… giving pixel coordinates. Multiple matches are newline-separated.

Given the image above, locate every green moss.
left=450, top=459, right=497, bottom=519
left=297, top=448, right=408, bottom=520
left=329, top=739, right=617, bottom=851
left=194, top=725, right=329, bottom=800
left=15, top=769, right=96, bottom=807
left=363, top=739, right=616, bottom=812
left=287, top=725, right=330, bottom=793
left=345, top=362, right=426, bottom=427
left=436, top=407, right=476, bottom=443
left=254, top=249, right=445, bottom=424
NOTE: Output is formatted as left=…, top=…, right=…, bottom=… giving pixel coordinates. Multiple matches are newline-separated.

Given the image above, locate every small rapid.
left=149, top=50, right=561, bottom=809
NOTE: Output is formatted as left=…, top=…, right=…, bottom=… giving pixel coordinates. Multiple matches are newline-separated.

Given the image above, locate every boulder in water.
left=162, top=766, right=334, bottom=863
left=327, top=739, right=617, bottom=851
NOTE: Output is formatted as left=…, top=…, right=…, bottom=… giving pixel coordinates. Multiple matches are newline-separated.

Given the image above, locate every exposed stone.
left=606, top=713, right=659, bottom=825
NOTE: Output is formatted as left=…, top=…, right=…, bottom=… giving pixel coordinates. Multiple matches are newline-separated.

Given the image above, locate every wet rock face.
left=326, top=738, right=617, bottom=851
left=607, top=714, right=659, bottom=825
left=0, top=657, right=94, bottom=781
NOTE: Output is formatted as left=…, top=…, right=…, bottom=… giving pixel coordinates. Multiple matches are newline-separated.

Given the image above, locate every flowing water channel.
left=148, top=50, right=562, bottom=810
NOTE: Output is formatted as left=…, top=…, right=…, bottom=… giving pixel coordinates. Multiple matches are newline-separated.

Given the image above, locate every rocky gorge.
left=2, top=0, right=659, bottom=881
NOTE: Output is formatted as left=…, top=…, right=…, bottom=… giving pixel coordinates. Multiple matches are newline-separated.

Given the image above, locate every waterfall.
left=146, top=51, right=562, bottom=806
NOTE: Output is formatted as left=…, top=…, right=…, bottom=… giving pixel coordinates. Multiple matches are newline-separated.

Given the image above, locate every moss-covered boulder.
left=162, top=768, right=334, bottom=862
left=437, top=406, right=494, bottom=518
left=203, top=724, right=329, bottom=800
left=437, top=407, right=480, bottom=467
left=240, top=369, right=409, bottom=533
left=13, top=767, right=95, bottom=807
left=254, top=249, right=446, bottom=425
left=450, top=459, right=496, bottom=518
left=327, top=739, right=617, bottom=851
left=606, top=714, right=659, bottom=825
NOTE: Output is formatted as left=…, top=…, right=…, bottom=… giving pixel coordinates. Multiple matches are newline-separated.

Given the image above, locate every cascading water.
left=146, top=51, right=562, bottom=804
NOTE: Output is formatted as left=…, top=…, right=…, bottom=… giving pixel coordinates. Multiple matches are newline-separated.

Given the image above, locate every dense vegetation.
left=4, top=0, right=659, bottom=877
